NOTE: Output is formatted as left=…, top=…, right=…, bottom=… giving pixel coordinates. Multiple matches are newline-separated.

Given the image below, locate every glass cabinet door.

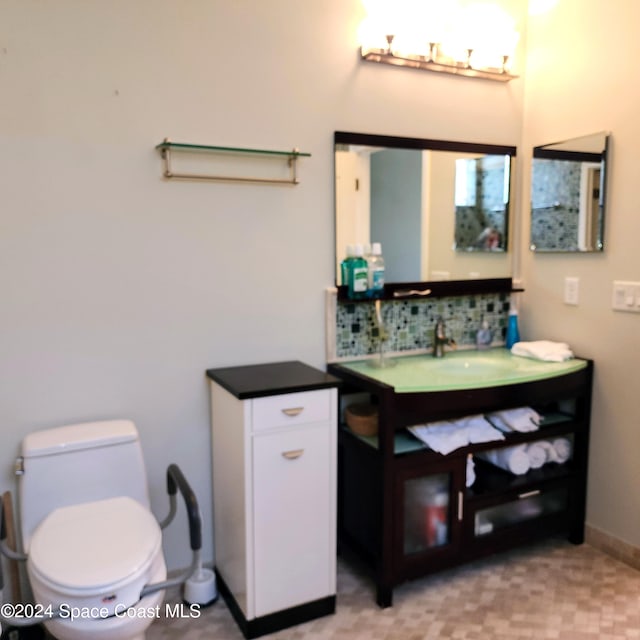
left=403, top=473, right=450, bottom=553
left=397, top=460, right=464, bottom=559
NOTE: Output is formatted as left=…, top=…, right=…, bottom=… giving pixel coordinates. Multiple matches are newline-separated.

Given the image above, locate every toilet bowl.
left=27, top=496, right=167, bottom=640
left=3, top=420, right=203, bottom=640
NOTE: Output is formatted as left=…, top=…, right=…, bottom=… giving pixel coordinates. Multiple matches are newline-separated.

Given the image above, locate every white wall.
left=522, top=0, right=640, bottom=547
left=0, top=0, right=526, bottom=570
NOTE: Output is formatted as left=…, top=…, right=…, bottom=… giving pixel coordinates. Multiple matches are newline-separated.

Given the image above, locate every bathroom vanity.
left=206, top=361, right=340, bottom=639
left=327, top=350, right=593, bottom=607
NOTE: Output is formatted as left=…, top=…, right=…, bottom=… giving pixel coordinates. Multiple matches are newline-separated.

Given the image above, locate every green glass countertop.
left=337, top=349, right=587, bottom=393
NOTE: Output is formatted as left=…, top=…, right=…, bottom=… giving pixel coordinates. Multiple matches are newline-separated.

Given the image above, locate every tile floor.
left=147, top=538, right=640, bottom=640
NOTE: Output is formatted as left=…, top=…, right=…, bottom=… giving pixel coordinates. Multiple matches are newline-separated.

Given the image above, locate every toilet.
left=16, top=420, right=170, bottom=640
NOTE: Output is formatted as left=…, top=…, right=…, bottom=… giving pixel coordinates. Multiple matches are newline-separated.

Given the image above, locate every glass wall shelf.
left=155, top=139, right=311, bottom=185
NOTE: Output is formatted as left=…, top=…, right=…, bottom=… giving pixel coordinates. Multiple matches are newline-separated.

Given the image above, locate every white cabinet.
left=207, top=361, right=339, bottom=639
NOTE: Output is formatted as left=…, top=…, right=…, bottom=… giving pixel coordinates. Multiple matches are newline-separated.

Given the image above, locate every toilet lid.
left=29, top=496, right=162, bottom=593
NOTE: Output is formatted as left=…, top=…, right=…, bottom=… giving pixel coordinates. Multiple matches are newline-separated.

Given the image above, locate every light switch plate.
left=612, top=280, right=640, bottom=312
left=564, top=277, right=579, bottom=305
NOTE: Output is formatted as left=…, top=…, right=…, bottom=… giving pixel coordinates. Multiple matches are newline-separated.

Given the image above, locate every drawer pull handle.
left=457, top=491, right=464, bottom=521
left=282, top=407, right=304, bottom=417
left=282, top=449, right=304, bottom=460
left=518, top=489, right=541, bottom=499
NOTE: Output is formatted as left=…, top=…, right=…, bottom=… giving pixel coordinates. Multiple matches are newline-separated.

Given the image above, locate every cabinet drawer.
left=252, top=389, right=332, bottom=432
left=473, top=485, right=569, bottom=537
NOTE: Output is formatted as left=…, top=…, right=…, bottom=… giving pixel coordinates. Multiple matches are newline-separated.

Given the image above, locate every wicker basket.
left=345, top=403, right=379, bottom=437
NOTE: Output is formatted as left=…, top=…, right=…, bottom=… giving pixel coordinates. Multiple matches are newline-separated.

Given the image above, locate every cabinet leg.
left=568, top=527, right=585, bottom=545
left=376, top=584, right=393, bottom=608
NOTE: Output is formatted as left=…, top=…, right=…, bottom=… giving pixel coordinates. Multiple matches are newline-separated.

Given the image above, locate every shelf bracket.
left=156, top=139, right=311, bottom=186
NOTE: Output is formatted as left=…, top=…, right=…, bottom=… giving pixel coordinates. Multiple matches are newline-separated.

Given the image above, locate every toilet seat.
left=28, top=496, right=162, bottom=597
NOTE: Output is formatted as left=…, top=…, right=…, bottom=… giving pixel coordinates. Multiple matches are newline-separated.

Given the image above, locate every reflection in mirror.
left=454, top=154, right=511, bottom=252
left=530, top=132, right=609, bottom=252
left=334, top=132, right=516, bottom=287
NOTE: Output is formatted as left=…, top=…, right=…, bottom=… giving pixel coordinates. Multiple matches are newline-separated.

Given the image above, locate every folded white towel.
left=408, top=421, right=470, bottom=455
left=459, top=415, right=507, bottom=444
left=477, top=444, right=530, bottom=475
left=487, top=407, right=541, bottom=433
left=408, top=415, right=504, bottom=455
left=511, top=340, right=574, bottom=362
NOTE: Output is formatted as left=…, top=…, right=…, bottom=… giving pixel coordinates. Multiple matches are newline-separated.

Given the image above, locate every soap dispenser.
left=476, top=317, right=493, bottom=350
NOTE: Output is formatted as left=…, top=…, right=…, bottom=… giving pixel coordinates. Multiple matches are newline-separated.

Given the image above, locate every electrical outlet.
left=564, top=277, right=579, bottom=305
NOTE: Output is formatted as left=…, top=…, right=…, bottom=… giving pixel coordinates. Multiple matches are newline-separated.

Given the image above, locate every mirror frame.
left=334, top=131, right=517, bottom=300
left=530, top=132, right=610, bottom=253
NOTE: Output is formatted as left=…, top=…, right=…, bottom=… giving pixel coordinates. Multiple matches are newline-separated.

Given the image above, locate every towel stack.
left=408, top=414, right=504, bottom=455
left=476, top=437, right=572, bottom=475
left=511, top=340, right=574, bottom=362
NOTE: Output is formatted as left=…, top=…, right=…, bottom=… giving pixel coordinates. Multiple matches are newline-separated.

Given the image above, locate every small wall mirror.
left=334, top=132, right=516, bottom=286
left=530, top=132, right=610, bottom=252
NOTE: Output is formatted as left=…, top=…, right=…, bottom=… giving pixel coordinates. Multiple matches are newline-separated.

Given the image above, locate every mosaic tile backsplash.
left=335, top=293, right=512, bottom=359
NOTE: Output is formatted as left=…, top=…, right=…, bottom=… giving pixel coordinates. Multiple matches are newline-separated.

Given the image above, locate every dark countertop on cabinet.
left=206, top=360, right=341, bottom=400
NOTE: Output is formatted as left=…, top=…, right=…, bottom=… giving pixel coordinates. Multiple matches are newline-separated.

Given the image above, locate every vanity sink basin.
left=423, top=355, right=515, bottom=376
left=339, top=348, right=587, bottom=393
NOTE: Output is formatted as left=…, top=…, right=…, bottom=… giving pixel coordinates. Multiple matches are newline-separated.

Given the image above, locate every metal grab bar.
left=161, top=464, right=202, bottom=551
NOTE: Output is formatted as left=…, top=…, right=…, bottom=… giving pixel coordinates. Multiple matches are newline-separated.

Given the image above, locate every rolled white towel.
left=477, top=444, right=530, bottom=475
left=536, top=440, right=558, bottom=463
left=511, top=340, right=574, bottom=362
left=552, top=437, right=572, bottom=463
left=526, top=442, right=547, bottom=469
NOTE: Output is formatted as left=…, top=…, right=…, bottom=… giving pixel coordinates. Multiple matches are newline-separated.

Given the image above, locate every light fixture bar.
left=360, top=47, right=518, bottom=82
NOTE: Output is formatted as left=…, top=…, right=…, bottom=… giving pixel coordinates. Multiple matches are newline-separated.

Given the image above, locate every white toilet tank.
left=18, top=420, right=151, bottom=551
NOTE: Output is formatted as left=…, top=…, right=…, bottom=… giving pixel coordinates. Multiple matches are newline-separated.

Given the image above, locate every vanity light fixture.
left=358, top=1, right=519, bottom=82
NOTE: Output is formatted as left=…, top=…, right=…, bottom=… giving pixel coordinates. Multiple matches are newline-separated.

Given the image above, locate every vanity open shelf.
left=335, top=277, right=521, bottom=302
left=328, top=352, right=593, bottom=607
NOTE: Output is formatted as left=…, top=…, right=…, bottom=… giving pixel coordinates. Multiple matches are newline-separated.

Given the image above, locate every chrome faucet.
left=433, top=317, right=456, bottom=358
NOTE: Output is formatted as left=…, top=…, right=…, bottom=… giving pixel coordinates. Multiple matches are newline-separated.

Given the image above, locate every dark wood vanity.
left=327, top=356, right=593, bottom=607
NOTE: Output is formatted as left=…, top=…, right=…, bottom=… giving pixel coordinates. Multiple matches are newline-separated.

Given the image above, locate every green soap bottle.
left=340, top=244, right=354, bottom=288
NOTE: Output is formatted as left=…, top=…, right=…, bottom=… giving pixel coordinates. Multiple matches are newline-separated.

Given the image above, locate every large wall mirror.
left=334, top=131, right=517, bottom=289
left=530, top=131, right=610, bottom=252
